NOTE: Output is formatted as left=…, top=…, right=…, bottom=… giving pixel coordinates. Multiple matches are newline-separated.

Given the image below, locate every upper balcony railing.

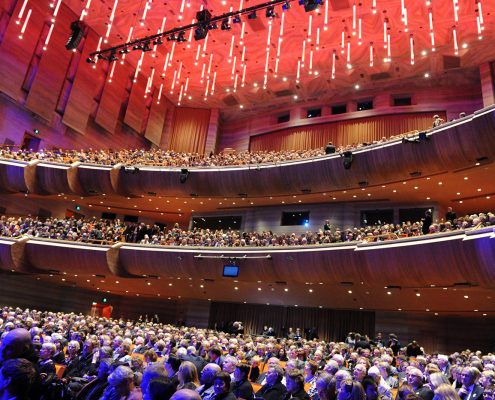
left=0, top=105, right=494, bottom=197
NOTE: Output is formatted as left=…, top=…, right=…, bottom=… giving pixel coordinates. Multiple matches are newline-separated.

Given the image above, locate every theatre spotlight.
left=418, top=131, right=430, bottom=141
left=194, top=26, right=209, bottom=41
left=221, top=19, right=231, bottom=30
left=266, top=6, right=276, bottom=17
left=86, top=57, right=96, bottom=63
left=342, top=151, right=353, bottom=170
left=179, top=169, right=189, bottom=184
left=282, top=1, right=291, bottom=10
left=177, top=31, right=187, bottom=42
left=142, top=41, right=152, bottom=52
left=167, top=33, right=177, bottom=41
left=248, top=10, right=257, bottom=19
left=302, top=0, right=323, bottom=12
left=208, top=22, right=218, bottom=29
left=108, top=52, right=118, bottom=62
left=153, top=37, right=163, bottom=46
left=196, top=9, right=212, bottom=24
left=133, top=43, right=144, bottom=50
left=119, top=47, right=130, bottom=54
left=233, top=15, right=241, bottom=23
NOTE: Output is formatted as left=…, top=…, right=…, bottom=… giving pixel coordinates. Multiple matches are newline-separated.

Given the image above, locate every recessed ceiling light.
left=464, top=295, right=469, bottom=298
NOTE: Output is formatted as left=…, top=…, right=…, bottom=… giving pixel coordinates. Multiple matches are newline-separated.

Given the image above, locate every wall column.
left=204, top=108, right=220, bottom=154
left=480, top=62, right=495, bottom=107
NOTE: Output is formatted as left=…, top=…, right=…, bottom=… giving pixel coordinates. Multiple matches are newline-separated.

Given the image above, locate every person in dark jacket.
left=285, top=370, right=309, bottom=400
left=257, top=366, right=287, bottom=400
left=212, top=371, right=236, bottom=400
left=232, top=364, right=254, bottom=400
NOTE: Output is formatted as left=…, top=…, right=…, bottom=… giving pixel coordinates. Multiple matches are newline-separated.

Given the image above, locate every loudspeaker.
left=179, top=169, right=189, bottom=184
left=66, top=21, right=84, bottom=50
left=343, top=151, right=353, bottom=170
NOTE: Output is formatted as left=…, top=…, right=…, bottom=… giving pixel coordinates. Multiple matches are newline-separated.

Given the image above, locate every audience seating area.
left=1, top=306, right=494, bottom=400
left=1, top=212, right=493, bottom=247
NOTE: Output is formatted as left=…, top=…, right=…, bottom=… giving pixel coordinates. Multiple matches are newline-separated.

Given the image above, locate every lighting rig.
left=87, top=0, right=323, bottom=63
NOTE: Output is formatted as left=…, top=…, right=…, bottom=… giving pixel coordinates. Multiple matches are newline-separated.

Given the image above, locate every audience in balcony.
left=2, top=305, right=495, bottom=400
left=0, top=211, right=493, bottom=247
left=0, top=121, right=436, bottom=169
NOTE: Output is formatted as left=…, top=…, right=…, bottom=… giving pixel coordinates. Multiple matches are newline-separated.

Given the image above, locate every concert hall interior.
left=1, top=0, right=495, bottom=353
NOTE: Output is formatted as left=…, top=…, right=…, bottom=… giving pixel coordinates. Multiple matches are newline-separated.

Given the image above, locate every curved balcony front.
left=0, top=106, right=494, bottom=198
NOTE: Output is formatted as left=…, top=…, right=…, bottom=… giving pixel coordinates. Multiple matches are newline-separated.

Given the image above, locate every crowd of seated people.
left=0, top=124, right=434, bottom=169
left=0, top=212, right=493, bottom=246
left=1, top=305, right=495, bottom=400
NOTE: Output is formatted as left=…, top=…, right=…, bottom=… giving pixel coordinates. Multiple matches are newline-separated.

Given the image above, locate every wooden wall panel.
left=0, top=0, right=45, bottom=100
left=123, top=73, right=147, bottom=134
left=25, top=4, right=74, bottom=121
left=62, top=30, right=105, bottom=134
left=480, top=62, right=495, bottom=107
left=95, top=62, right=132, bottom=133
left=144, top=89, right=167, bottom=146
left=376, top=311, right=495, bottom=354
left=205, top=108, right=220, bottom=154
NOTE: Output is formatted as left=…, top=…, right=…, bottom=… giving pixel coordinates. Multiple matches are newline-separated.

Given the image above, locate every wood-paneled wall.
left=218, top=83, right=484, bottom=152
left=209, top=301, right=375, bottom=342
left=0, top=273, right=179, bottom=323
left=376, top=311, right=495, bottom=354
left=0, top=1, right=172, bottom=151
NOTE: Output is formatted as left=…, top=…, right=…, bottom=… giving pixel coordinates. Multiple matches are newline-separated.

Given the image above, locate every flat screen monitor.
left=223, top=265, right=239, bottom=277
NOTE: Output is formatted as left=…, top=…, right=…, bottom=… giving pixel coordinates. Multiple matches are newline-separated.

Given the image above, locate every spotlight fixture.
left=167, top=33, right=177, bottom=41
left=142, top=41, right=152, bottom=52
left=266, top=6, right=276, bottom=17
left=248, top=10, right=257, bottom=19
left=282, top=1, right=291, bottom=10
left=118, top=47, right=130, bottom=54
left=196, top=9, right=212, bottom=24
left=179, top=169, right=189, bottom=184
left=108, top=52, right=118, bottom=62
left=221, top=19, right=231, bottom=30
left=208, top=22, right=218, bottom=30
left=177, top=31, right=187, bottom=42
left=86, top=57, right=96, bottom=64
left=233, top=15, right=241, bottom=23
left=194, top=26, right=208, bottom=41
left=133, top=43, right=143, bottom=50
left=302, top=0, right=323, bottom=12
left=153, top=37, right=163, bottom=46
left=342, top=151, right=353, bottom=170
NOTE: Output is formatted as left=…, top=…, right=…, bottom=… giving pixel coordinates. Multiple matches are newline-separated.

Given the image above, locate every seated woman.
left=177, top=361, right=199, bottom=391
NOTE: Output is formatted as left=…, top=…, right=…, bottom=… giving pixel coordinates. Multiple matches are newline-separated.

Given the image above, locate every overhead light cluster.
left=86, top=0, right=310, bottom=64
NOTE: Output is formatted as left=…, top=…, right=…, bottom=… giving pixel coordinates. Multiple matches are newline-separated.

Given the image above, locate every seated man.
left=407, top=367, right=434, bottom=400
left=458, top=367, right=484, bottom=400
left=197, top=363, right=221, bottom=400
left=285, top=370, right=309, bottom=400
left=0, top=358, right=37, bottom=400
left=256, top=365, right=287, bottom=400
left=231, top=363, right=254, bottom=400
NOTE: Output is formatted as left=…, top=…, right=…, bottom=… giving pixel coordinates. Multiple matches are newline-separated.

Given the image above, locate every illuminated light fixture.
left=282, top=1, right=291, bottom=11
left=167, top=33, right=177, bottom=41
left=153, top=37, right=163, bottom=46
left=233, top=15, right=241, bottom=23
left=133, top=43, right=143, bottom=50
left=221, top=19, right=231, bottom=30
left=86, top=57, right=96, bottom=63
left=108, top=52, right=118, bottom=62
left=208, top=22, right=218, bottom=29
left=266, top=6, right=276, bottom=17
left=119, top=47, right=130, bottom=54
left=248, top=10, right=257, bottom=19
